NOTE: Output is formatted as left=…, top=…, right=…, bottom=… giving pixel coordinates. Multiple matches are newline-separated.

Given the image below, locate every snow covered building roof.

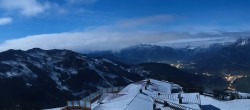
left=46, top=79, right=250, bottom=110
left=91, top=79, right=201, bottom=110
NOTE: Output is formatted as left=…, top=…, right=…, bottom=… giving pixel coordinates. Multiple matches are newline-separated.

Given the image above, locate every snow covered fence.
left=155, top=99, right=200, bottom=110
left=153, top=93, right=179, bottom=101
left=66, top=86, right=126, bottom=109
left=238, top=92, right=250, bottom=99
left=181, top=93, right=201, bottom=105
left=65, top=100, right=90, bottom=109
left=82, top=86, right=126, bottom=102
left=203, top=92, right=213, bottom=97
left=153, top=93, right=201, bottom=105
left=83, top=90, right=103, bottom=102
left=101, top=86, right=126, bottom=93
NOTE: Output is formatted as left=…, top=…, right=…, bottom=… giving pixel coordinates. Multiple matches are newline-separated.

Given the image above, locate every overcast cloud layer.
left=0, top=29, right=248, bottom=52
left=0, top=30, right=178, bottom=52
left=0, top=13, right=249, bottom=52
left=0, top=0, right=250, bottom=52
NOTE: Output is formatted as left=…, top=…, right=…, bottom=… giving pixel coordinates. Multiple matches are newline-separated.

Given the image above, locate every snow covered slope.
left=0, top=48, right=206, bottom=109
left=0, top=48, right=145, bottom=109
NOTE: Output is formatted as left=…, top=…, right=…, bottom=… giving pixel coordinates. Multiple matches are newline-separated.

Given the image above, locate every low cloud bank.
left=0, top=30, right=248, bottom=52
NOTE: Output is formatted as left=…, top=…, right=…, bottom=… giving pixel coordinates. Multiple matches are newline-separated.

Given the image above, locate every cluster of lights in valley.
left=170, top=61, right=249, bottom=91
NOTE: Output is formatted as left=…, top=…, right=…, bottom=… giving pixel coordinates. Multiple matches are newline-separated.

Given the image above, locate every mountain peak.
left=234, top=37, right=250, bottom=46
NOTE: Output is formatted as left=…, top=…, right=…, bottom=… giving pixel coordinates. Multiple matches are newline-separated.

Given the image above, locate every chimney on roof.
left=163, top=101, right=169, bottom=107
left=153, top=103, right=156, bottom=110
left=147, top=79, right=151, bottom=84
left=178, top=93, right=183, bottom=104
left=139, top=89, right=143, bottom=93
left=153, top=103, right=161, bottom=110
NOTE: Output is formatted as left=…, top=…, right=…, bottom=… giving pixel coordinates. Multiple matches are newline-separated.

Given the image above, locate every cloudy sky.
left=0, top=0, right=250, bottom=52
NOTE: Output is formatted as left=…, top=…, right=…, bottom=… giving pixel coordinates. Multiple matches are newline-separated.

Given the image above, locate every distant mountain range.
left=193, top=38, right=250, bottom=74
left=89, top=38, right=250, bottom=74
left=0, top=48, right=202, bottom=109
left=89, top=37, right=250, bottom=92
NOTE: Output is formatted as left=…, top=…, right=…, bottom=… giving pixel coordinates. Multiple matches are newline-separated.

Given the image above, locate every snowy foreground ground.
left=200, top=95, right=250, bottom=110
left=46, top=79, right=250, bottom=110
left=44, top=107, right=63, bottom=110
left=91, top=79, right=201, bottom=110
left=47, top=96, right=250, bottom=110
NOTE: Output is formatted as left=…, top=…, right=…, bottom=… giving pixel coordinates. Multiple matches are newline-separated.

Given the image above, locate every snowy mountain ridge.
left=0, top=48, right=207, bottom=109
left=0, top=48, right=149, bottom=109
left=0, top=48, right=144, bottom=91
